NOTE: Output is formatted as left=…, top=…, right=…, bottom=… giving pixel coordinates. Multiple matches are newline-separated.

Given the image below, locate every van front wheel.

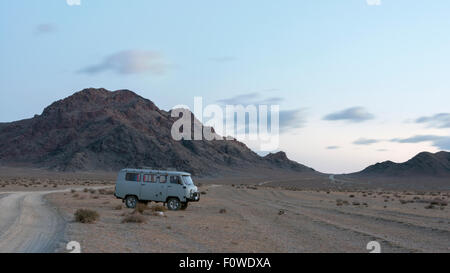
left=125, top=195, right=138, bottom=209
left=167, top=198, right=181, bottom=211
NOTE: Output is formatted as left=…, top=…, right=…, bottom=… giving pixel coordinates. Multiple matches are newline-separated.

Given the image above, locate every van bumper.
left=187, top=192, right=200, bottom=202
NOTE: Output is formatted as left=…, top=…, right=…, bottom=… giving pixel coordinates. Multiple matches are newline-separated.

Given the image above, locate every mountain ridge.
left=353, top=151, right=450, bottom=178
left=0, top=88, right=314, bottom=176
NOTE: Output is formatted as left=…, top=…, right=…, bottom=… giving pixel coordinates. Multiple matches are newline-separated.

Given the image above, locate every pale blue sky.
left=1, top=0, right=449, bottom=173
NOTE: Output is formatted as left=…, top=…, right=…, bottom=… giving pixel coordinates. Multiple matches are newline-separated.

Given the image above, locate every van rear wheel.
left=167, top=198, right=181, bottom=211
left=125, top=195, right=138, bottom=209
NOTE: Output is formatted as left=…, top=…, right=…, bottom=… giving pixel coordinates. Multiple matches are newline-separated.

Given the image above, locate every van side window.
left=143, top=174, right=152, bottom=183
left=125, top=173, right=140, bottom=182
left=170, top=176, right=181, bottom=184
left=159, top=175, right=167, bottom=183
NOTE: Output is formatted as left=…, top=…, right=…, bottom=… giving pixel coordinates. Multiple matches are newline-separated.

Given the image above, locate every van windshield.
left=182, top=176, right=194, bottom=185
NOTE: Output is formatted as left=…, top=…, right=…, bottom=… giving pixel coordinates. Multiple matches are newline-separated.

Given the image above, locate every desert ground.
left=0, top=167, right=449, bottom=253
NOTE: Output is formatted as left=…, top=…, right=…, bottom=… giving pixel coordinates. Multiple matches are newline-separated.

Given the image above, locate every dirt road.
left=0, top=190, right=66, bottom=252
left=0, top=187, right=111, bottom=253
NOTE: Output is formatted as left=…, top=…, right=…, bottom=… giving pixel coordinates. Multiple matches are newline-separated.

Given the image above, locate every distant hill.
left=355, top=151, right=450, bottom=178
left=337, top=151, right=450, bottom=190
left=0, top=88, right=315, bottom=176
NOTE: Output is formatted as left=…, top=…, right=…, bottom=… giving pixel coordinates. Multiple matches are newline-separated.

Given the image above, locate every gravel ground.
left=46, top=184, right=450, bottom=253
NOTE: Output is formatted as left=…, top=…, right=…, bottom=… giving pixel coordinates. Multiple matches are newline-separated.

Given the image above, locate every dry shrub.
left=98, top=189, right=114, bottom=195
left=149, top=205, right=167, bottom=212
left=134, top=202, right=148, bottom=214
left=336, top=199, right=349, bottom=206
left=74, top=209, right=99, bottom=224
left=122, top=214, right=145, bottom=223
left=430, top=199, right=448, bottom=206
left=415, top=198, right=448, bottom=206
left=219, top=208, right=227, bottom=214
left=114, top=205, right=122, bottom=210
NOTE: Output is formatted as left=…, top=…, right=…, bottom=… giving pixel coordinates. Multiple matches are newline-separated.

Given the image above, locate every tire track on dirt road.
left=217, top=187, right=415, bottom=252
left=245, top=188, right=449, bottom=252
left=0, top=187, right=112, bottom=253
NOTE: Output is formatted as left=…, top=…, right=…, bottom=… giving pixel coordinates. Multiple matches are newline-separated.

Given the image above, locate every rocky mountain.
left=264, top=152, right=314, bottom=172
left=0, top=88, right=314, bottom=176
left=355, top=151, right=450, bottom=178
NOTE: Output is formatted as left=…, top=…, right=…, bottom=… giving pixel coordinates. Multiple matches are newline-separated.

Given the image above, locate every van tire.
left=180, top=202, right=188, bottom=210
left=125, top=195, right=138, bottom=209
left=167, top=198, right=181, bottom=211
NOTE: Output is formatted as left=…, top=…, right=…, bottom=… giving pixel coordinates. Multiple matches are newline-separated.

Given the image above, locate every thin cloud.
left=35, top=24, right=57, bottom=35
left=262, top=88, right=280, bottom=92
left=209, top=56, right=236, bottom=63
left=326, top=146, right=340, bottom=150
left=67, top=0, right=81, bottom=6
left=323, top=107, right=374, bottom=123
left=217, top=93, right=305, bottom=132
left=366, top=0, right=382, bottom=6
left=78, top=50, right=168, bottom=75
left=226, top=108, right=306, bottom=133
left=353, top=138, right=380, bottom=145
left=217, top=92, right=283, bottom=106
left=415, top=113, right=450, bottom=128
left=391, top=135, right=450, bottom=150
left=279, top=109, right=306, bottom=131
left=391, top=135, right=441, bottom=143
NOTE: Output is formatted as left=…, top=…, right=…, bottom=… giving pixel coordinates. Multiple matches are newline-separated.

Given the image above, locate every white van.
left=114, top=169, right=200, bottom=210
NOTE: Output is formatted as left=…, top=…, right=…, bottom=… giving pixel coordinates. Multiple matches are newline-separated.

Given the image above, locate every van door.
left=167, top=175, right=185, bottom=202
left=154, top=174, right=168, bottom=202
left=123, top=172, right=141, bottom=198
left=139, top=174, right=159, bottom=201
